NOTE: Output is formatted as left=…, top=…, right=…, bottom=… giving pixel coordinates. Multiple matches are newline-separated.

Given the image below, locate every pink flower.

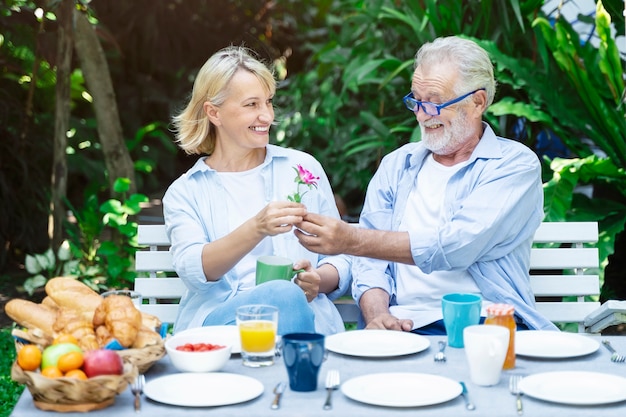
left=287, top=165, right=319, bottom=203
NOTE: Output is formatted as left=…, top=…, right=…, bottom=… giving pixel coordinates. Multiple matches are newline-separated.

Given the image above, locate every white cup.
left=463, top=325, right=510, bottom=386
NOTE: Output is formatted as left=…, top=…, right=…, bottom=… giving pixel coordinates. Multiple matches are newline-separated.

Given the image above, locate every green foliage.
left=0, top=328, right=23, bottom=417
left=22, top=178, right=148, bottom=294
left=275, top=0, right=547, bottom=214
left=482, top=1, right=626, bottom=278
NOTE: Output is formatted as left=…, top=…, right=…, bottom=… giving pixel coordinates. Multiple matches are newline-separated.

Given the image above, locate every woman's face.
left=208, top=69, right=275, bottom=152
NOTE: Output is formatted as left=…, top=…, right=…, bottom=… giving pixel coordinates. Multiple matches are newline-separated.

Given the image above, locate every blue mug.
left=442, top=293, right=482, bottom=348
left=282, top=333, right=325, bottom=392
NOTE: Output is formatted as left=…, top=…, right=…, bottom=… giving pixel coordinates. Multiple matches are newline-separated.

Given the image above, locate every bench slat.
left=529, top=275, right=600, bottom=297
left=532, top=222, right=598, bottom=243
left=530, top=248, right=599, bottom=270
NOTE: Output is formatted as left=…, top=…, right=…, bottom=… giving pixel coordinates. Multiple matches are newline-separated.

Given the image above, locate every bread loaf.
left=45, top=277, right=103, bottom=321
left=5, top=299, right=56, bottom=336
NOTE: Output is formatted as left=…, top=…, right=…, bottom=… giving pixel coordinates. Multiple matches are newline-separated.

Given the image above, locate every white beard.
left=420, top=109, right=469, bottom=155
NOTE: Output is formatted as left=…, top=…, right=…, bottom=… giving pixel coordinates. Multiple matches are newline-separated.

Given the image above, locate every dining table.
left=10, top=332, right=626, bottom=417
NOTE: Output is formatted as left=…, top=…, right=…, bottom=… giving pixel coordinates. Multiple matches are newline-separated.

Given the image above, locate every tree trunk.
left=49, top=0, right=73, bottom=249
left=73, top=8, right=136, bottom=194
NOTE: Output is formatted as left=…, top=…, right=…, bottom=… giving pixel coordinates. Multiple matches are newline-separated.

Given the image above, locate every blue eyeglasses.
left=402, top=88, right=486, bottom=116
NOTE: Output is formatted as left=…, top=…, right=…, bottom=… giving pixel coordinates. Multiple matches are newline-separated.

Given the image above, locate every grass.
left=0, top=327, right=24, bottom=417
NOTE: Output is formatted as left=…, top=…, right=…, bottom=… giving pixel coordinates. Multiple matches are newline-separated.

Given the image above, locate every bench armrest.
left=584, top=300, right=626, bottom=333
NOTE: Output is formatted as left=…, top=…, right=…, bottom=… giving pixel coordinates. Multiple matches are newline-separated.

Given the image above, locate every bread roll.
left=93, top=295, right=142, bottom=348
left=5, top=299, right=56, bottom=336
left=140, top=311, right=162, bottom=331
left=45, top=277, right=103, bottom=321
left=53, top=308, right=99, bottom=351
left=131, top=326, right=162, bottom=349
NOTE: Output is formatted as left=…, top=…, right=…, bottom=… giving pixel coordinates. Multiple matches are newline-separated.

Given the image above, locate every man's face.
left=410, top=64, right=476, bottom=156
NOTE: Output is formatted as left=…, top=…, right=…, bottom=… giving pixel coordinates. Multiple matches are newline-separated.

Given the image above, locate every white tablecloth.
left=10, top=334, right=626, bottom=417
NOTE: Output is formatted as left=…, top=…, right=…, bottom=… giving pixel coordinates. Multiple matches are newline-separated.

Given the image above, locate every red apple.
left=82, top=349, right=124, bottom=378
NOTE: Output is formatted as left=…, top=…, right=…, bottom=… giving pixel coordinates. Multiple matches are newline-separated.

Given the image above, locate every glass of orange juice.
left=236, top=305, right=278, bottom=367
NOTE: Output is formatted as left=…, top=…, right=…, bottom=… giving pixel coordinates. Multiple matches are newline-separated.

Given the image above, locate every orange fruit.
left=64, top=369, right=88, bottom=380
left=53, top=334, right=79, bottom=346
left=57, top=351, right=84, bottom=373
left=41, top=366, right=63, bottom=378
left=16, top=345, right=42, bottom=371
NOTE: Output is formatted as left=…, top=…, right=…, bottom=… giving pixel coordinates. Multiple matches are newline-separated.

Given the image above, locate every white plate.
left=342, top=372, right=461, bottom=407
left=325, top=330, right=430, bottom=357
left=175, top=325, right=241, bottom=354
left=515, top=331, right=599, bottom=358
left=144, top=373, right=264, bottom=407
left=519, top=371, right=626, bottom=405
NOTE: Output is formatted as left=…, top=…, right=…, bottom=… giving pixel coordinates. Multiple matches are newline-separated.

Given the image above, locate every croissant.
left=53, top=308, right=99, bottom=351
left=93, top=295, right=142, bottom=348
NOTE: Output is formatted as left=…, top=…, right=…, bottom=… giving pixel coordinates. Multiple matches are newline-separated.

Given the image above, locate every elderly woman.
left=163, top=46, right=350, bottom=335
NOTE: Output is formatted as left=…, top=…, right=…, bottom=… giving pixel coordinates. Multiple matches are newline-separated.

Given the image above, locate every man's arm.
left=295, top=213, right=414, bottom=264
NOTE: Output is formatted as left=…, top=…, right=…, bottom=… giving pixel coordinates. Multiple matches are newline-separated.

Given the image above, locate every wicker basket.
left=11, top=360, right=137, bottom=412
left=117, top=337, right=166, bottom=374
left=12, top=328, right=166, bottom=374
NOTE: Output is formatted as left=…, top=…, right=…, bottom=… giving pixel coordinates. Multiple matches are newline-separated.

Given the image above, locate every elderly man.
left=295, top=36, right=557, bottom=334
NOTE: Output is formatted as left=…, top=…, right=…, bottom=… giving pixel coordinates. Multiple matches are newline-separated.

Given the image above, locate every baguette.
left=5, top=299, right=56, bottom=336
left=45, top=277, right=103, bottom=321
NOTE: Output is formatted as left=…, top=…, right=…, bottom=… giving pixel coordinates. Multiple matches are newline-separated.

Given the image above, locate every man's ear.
left=471, top=89, right=488, bottom=118
left=204, top=101, right=221, bottom=126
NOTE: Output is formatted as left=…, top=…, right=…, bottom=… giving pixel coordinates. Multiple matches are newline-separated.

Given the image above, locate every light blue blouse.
left=163, top=144, right=351, bottom=334
left=353, top=123, right=557, bottom=331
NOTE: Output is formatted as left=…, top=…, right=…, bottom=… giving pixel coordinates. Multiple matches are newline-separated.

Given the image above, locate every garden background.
left=1, top=0, right=625, bottom=415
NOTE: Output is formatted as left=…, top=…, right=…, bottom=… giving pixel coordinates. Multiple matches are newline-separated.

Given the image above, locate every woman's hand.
left=254, top=201, right=307, bottom=237
left=293, top=259, right=320, bottom=303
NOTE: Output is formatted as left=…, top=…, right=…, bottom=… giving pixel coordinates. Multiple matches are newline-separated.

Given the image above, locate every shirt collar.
left=184, top=144, right=289, bottom=178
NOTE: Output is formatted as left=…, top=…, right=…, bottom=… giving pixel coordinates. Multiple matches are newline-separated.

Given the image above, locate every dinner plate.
left=325, top=330, right=430, bottom=357
left=515, top=330, right=599, bottom=358
left=175, top=325, right=241, bottom=354
left=341, top=372, right=462, bottom=407
left=144, top=373, right=264, bottom=407
left=519, top=371, right=626, bottom=405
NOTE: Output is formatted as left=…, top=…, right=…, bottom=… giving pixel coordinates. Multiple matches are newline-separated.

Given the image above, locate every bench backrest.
left=135, top=222, right=600, bottom=332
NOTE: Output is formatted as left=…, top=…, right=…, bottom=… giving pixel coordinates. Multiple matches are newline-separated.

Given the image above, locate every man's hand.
left=294, top=213, right=356, bottom=255
left=364, top=313, right=414, bottom=332
left=359, top=288, right=414, bottom=331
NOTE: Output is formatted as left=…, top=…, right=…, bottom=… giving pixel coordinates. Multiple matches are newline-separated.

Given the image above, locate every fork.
left=508, top=374, right=523, bottom=415
left=323, top=370, right=340, bottom=410
left=602, top=340, right=626, bottom=363
left=131, top=374, right=145, bottom=413
left=434, top=340, right=447, bottom=362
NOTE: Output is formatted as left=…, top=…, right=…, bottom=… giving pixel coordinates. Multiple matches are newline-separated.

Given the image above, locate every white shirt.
left=392, top=155, right=484, bottom=329
left=217, top=165, right=271, bottom=292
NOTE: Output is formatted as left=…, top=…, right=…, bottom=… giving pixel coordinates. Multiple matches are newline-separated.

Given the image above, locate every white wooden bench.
left=134, top=221, right=619, bottom=333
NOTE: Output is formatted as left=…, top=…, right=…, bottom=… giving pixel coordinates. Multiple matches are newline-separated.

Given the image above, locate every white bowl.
left=165, top=332, right=232, bottom=373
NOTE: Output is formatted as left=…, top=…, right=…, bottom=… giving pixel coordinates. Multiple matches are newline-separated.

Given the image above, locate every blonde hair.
left=172, top=46, right=276, bottom=155
left=414, top=36, right=496, bottom=106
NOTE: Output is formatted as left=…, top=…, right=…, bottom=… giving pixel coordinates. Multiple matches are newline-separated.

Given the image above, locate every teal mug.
left=255, top=256, right=305, bottom=285
left=442, top=293, right=482, bottom=348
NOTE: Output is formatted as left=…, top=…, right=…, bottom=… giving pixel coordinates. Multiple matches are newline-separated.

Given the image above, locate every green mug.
left=256, top=256, right=305, bottom=285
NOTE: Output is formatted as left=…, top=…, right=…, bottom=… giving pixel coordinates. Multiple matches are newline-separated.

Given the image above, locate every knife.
left=460, top=382, right=476, bottom=411
left=271, top=381, right=286, bottom=410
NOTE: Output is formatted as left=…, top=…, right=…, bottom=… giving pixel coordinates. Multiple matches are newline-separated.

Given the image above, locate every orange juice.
left=239, top=320, right=276, bottom=352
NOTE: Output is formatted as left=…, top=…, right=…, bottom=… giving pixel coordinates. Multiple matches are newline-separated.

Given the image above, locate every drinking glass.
left=236, top=304, right=278, bottom=367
